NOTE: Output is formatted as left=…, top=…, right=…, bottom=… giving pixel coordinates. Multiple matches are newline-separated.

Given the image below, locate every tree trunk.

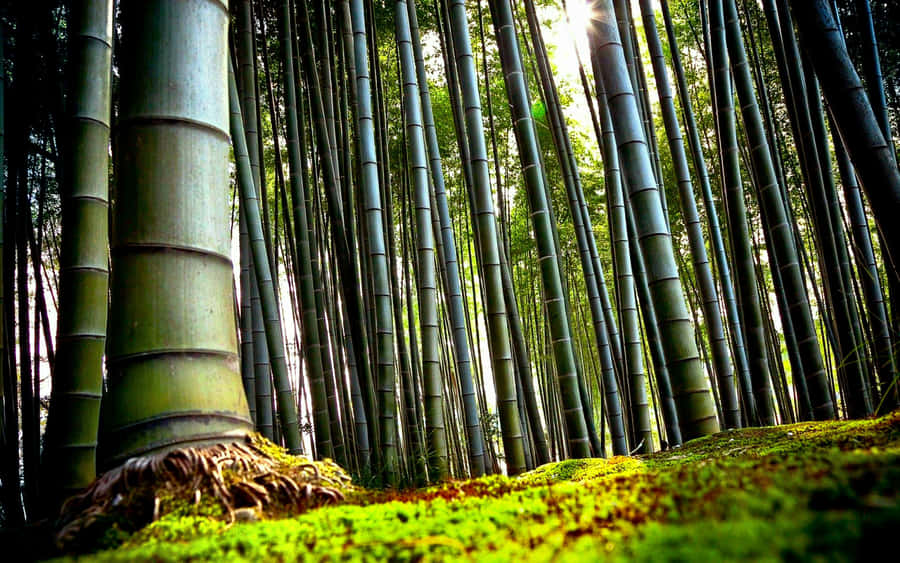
left=102, top=0, right=253, bottom=468
left=47, top=0, right=113, bottom=502
left=590, top=0, right=720, bottom=440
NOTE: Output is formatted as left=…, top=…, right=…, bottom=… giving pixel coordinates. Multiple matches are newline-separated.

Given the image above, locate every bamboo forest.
left=1, top=0, right=900, bottom=560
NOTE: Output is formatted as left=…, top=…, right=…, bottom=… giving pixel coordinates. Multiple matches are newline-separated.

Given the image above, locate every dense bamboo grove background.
left=0, top=0, right=898, bottom=525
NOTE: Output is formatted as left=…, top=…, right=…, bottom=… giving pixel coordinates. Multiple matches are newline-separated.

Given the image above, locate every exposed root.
left=55, top=434, right=350, bottom=550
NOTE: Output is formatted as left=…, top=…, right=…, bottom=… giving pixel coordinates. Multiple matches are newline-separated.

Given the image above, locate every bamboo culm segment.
left=639, top=0, right=740, bottom=430
left=448, top=0, right=526, bottom=475
left=590, top=0, right=719, bottom=441
left=102, top=0, right=252, bottom=468
left=660, top=0, right=755, bottom=427
left=47, top=0, right=113, bottom=498
left=395, top=0, right=449, bottom=479
left=591, top=49, right=650, bottom=454
left=708, top=0, right=776, bottom=426
left=722, top=0, right=834, bottom=421
left=789, top=0, right=900, bottom=278
left=350, top=0, right=399, bottom=484
left=229, top=63, right=303, bottom=454
left=589, top=42, right=638, bottom=456
left=407, top=0, right=486, bottom=477
left=277, top=0, right=333, bottom=458
left=489, top=0, right=590, bottom=458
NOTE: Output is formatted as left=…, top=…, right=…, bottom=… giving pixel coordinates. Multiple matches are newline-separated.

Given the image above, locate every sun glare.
left=565, top=0, right=595, bottom=32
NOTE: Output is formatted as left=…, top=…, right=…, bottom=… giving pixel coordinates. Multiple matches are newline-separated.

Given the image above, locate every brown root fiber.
left=54, top=434, right=350, bottom=551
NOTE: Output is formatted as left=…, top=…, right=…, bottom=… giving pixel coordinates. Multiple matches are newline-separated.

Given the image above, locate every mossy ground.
left=53, top=411, right=900, bottom=561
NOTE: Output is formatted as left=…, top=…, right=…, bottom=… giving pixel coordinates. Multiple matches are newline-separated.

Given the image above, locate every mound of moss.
left=55, top=411, right=900, bottom=561
left=52, top=435, right=353, bottom=554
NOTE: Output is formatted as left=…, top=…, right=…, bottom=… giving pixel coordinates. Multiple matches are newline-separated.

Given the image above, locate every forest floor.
left=46, top=409, right=900, bottom=561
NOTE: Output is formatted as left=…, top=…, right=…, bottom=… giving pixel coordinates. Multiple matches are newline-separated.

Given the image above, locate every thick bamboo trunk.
left=640, top=0, right=740, bottom=430
left=789, top=0, right=900, bottom=278
left=102, top=0, right=253, bottom=468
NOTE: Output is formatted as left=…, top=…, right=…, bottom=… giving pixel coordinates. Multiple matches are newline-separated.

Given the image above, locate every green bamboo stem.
left=833, top=124, right=897, bottom=410
left=350, top=0, right=399, bottom=483
left=396, top=0, right=450, bottom=479
left=556, top=8, right=629, bottom=455
left=740, top=0, right=807, bottom=421
left=388, top=42, right=423, bottom=483
left=722, top=0, right=835, bottom=421
left=102, top=0, right=253, bottom=467
left=447, top=0, right=526, bottom=475
left=590, top=0, right=719, bottom=441
left=854, top=0, right=895, bottom=161
left=238, top=207, right=256, bottom=424
left=708, top=0, right=776, bottom=425
left=229, top=64, right=303, bottom=453
left=408, top=0, right=487, bottom=476
left=640, top=0, right=740, bottom=429
left=276, top=0, right=333, bottom=457
left=489, top=0, right=590, bottom=458
left=625, top=200, right=680, bottom=448
left=788, top=0, right=900, bottom=284
left=664, top=0, right=756, bottom=425
left=591, top=50, right=649, bottom=453
left=47, top=0, right=112, bottom=497
left=400, top=173, right=428, bottom=481
left=335, top=0, right=379, bottom=462
left=773, top=0, right=866, bottom=417
left=300, top=78, right=346, bottom=464
left=250, top=256, right=275, bottom=441
left=521, top=0, right=615, bottom=456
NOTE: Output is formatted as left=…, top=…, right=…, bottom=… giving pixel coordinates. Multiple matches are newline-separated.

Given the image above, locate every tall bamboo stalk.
left=349, top=0, right=399, bottom=483
left=722, top=0, right=835, bottom=420
left=102, top=0, right=253, bottom=467
left=789, top=0, right=900, bottom=279
left=395, top=0, right=449, bottom=479
left=47, top=0, right=113, bottom=499
left=489, top=0, right=590, bottom=458
left=0, top=22, right=22, bottom=524
left=239, top=209, right=256, bottom=425
left=277, top=0, right=333, bottom=457
left=590, top=46, right=647, bottom=452
left=590, top=0, right=720, bottom=440
left=229, top=63, right=303, bottom=453
left=447, top=0, right=526, bottom=474
left=408, top=0, right=487, bottom=476
left=625, top=199, right=681, bottom=447
left=640, top=0, right=740, bottom=429
left=663, top=0, right=756, bottom=425
left=708, top=0, right=776, bottom=425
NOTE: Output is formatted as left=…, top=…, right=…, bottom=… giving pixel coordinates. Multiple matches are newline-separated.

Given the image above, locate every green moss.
left=519, top=455, right=643, bottom=485
left=55, top=410, right=900, bottom=562
left=124, top=516, right=226, bottom=548
left=247, top=434, right=353, bottom=492
left=53, top=435, right=352, bottom=553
